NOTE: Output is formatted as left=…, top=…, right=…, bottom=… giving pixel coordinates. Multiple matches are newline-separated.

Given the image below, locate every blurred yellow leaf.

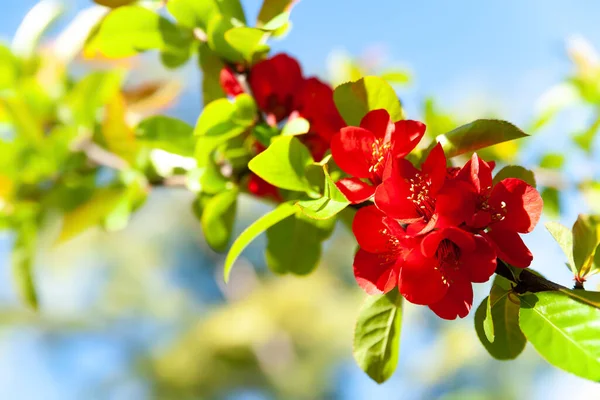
left=102, top=93, right=139, bottom=164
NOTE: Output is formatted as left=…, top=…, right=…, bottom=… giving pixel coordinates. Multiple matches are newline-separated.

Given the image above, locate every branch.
left=495, top=260, right=567, bottom=293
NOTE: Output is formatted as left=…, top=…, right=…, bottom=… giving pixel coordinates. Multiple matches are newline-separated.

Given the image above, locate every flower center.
left=435, top=239, right=461, bottom=285
left=405, top=173, right=435, bottom=220
left=368, top=139, right=391, bottom=183
left=477, top=190, right=507, bottom=224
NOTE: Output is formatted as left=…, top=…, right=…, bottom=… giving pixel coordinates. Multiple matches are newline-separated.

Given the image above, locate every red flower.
left=331, top=109, right=426, bottom=204
left=220, top=66, right=244, bottom=97
left=248, top=54, right=303, bottom=124
left=247, top=173, right=282, bottom=201
left=455, top=153, right=543, bottom=267
left=351, top=206, right=414, bottom=294
left=294, top=78, right=345, bottom=143
left=375, top=143, right=474, bottom=235
left=400, top=227, right=497, bottom=319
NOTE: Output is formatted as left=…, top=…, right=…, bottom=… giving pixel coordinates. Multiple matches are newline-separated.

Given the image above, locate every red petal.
left=336, top=178, right=375, bottom=204
left=490, top=178, right=543, bottom=233
left=219, top=67, right=244, bottom=97
left=353, top=206, right=395, bottom=252
left=435, top=180, right=477, bottom=227
left=484, top=228, right=533, bottom=268
left=331, top=127, right=377, bottom=178
left=422, top=143, right=447, bottom=194
left=421, top=227, right=476, bottom=258
left=456, top=153, right=493, bottom=194
left=374, top=174, right=421, bottom=223
left=391, top=120, right=426, bottom=158
left=354, top=249, right=399, bottom=294
left=249, top=53, right=303, bottom=119
left=398, top=248, right=448, bottom=305
left=295, top=78, right=344, bottom=142
left=428, top=275, right=473, bottom=319
left=360, top=109, right=394, bottom=141
left=460, top=235, right=497, bottom=283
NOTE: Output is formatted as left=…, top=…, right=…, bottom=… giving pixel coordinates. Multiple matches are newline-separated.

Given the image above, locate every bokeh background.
left=1, top=0, right=600, bottom=399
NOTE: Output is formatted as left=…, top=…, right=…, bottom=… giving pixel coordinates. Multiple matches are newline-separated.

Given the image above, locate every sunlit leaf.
left=266, top=212, right=334, bottom=275
left=102, top=93, right=138, bottom=164
left=333, top=76, right=404, bottom=126
left=541, top=187, right=560, bottom=218
left=520, top=291, right=600, bottom=381
left=248, top=136, right=314, bottom=192
left=201, top=188, right=238, bottom=252
left=354, top=289, right=402, bottom=384
left=224, top=27, right=269, bottom=63
left=540, top=153, right=565, bottom=170
left=199, top=43, right=226, bottom=105
left=572, top=214, right=600, bottom=278
left=257, top=0, right=296, bottom=28
left=281, top=117, right=309, bottom=136
left=296, top=166, right=349, bottom=219
left=85, top=6, right=192, bottom=64
left=167, top=0, right=218, bottom=29
left=224, top=202, right=297, bottom=282
left=136, top=116, right=194, bottom=157
left=546, top=221, right=576, bottom=275
left=379, top=69, right=411, bottom=85
left=475, top=276, right=526, bottom=360
left=93, top=0, right=137, bottom=7
left=434, top=120, right=528, bottom=159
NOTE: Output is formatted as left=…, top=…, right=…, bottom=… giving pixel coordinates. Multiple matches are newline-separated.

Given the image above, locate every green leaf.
left=572, top=214, right=600, bottom=278
left=201, top=188, right=238, bottom=252
left=248, top=136, right=314, bottom=192
left=206, top=15, right=244, bottom=63
left=333, top=76, right=404, bottom=126
left=93, top=0, right=137, bottom=7
left=561, top=289, right=600, bottom=310
left=474, top=276, right=526, bottom=360
left=86, top=6, right=192, bottom=63
left=194, top=94, right=257, bottom=165
left=257, top=0, right=295, bottom=28
left=0, top=45, right=19, bottom=90
left=11, top=218, right=38, bottom=309
left=546, top=221, right=576, bottom=276
left=136, top=116, right=194, bottom=157
left=353, top=289, right=402, bottom=384
left=266, top=212, right=334, bottom=275
left=434, top=120, right=528, bottom=159
left=281, top=117, right=310, bottom=136
left=167, top=0, right=219, bottom=30
left=224, top=27, right=269, bottom=63
left=296, top=166, right=349, bottom=219
left=520, top=291, right=600, bottom=381
left=58, top=187, right=128, bottom=243
left=492, top=165, right=536, bottom=188
left=541, top=187, right=560, bottom=218
left=216, top=0, right=246, bottom=24
left=101, top=93, right=139, bottom=164
left=540, top=153, right=565, bottom=170
left=64, top=70, right=124, bottom=127
left=224, top=202, right=297, bottom=282
left=198, top=43, right=226, bottom=105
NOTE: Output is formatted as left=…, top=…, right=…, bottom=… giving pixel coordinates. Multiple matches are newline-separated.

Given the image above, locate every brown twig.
left=495, top=260, right=568, bottom=293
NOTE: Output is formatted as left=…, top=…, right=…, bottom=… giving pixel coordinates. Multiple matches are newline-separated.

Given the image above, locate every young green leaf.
left=257, top=0, right=296, bottom=28
left=354, top=289, right=403, bottom=384
left=492, top=166, right=536, bottom=188
left=58, top=188, right=128, bottom=243
left=333, top=76, right=404, bottom=126
left=545, top=221, right=576, bottom=276
left=572, top=214, right=600, bottom=278
left=296, top=166, right=349, bottom=219
left=85, top=6, right=192, bottom=62
left=224, top=202, right=297, bottom=282
left=194, top=94, right=257, bottom=165
left=201, top=188, right=238, bottom=252
left=539, top=153, right=565, bottom=170
left=248, top=136, right=315, bottom=192
left=199, top=43, right=226, bottom=105
left=206, top=15, right=245, bottom=63
left=136, top=116, right=194, bottom=157
left=560, top=289, right=600, bottom=309
left=281, top=117, right=310, bottom=136
left=266, top=212, right=334, bottom=275
left=474, top=276, right=526, bottom=360
left=541, top=187, right=560, bottom=217
left=224, top=27, right=269, bottom=63
left=167, top=0, right=218, bottom=30
left=520, top=291, right=600, bottom=381
left=93, top=0, right=136, bottom=7
left=434, top=120, right=528, bottom=159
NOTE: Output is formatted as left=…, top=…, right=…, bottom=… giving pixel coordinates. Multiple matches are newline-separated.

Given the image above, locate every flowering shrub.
left=1, top=0, right=600, bottom=386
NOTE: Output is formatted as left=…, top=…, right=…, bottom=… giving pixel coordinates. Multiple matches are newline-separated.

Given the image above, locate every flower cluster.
left=221, top=54, right=344, bottom=200
left=333, top=109, right=543, bottom=319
